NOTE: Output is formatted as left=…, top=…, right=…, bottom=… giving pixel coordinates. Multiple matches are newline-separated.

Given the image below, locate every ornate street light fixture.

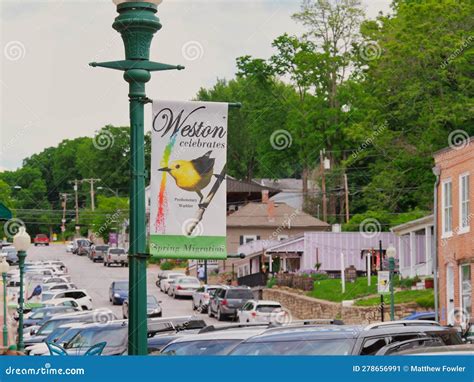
left=90, top=0, right=183, bottom=355
left=12, top=226, right=30, bottom=351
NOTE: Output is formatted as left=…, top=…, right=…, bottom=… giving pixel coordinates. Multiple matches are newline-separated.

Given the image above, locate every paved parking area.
left=29, top=243, right=218, bottom=323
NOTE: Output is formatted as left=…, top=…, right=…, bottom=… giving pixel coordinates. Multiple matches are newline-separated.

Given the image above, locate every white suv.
left=41, top=290, right=93, bottom=310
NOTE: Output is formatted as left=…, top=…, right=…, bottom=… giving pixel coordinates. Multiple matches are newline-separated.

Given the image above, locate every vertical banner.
left=149, top=100, right=227, bottom=259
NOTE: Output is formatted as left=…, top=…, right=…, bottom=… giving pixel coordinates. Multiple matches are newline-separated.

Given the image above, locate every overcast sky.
left=0, top=0, right=391, bottom=171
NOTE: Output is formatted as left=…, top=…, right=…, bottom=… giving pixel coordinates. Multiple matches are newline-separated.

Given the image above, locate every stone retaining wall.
left=263, top=287, right=429, bottom=324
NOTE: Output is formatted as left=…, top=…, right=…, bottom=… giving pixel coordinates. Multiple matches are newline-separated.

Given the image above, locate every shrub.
left=148, top=257, right=160, bottom=265
left=399, top=277, right=416, bottom=289
left=415, top=294, right=435, bottom=308
left=266, top=276, right=276, bottom=288
left=159, top=261, right=174, bottom=270
left=311, top=273, right=329, bottom=281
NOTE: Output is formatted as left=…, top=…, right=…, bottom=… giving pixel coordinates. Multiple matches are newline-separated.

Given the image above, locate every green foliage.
left=266, top=276, right=277, bottom=288
left=415, top=294, right=435, bottom=308
left=91, top=195, right=128, bottom=242
left=311, top=273, right=329, bottom=281
left=399, top=277, right=417, bottom=290
left=159, top=261, right=174, bottom=271
left=197, top=77, right=300, bottom=179
left=307, top=276, right=378, bottom=302
left=355, top=290, right=434, bottom=307
left=343, top=210, right=428, bottom=232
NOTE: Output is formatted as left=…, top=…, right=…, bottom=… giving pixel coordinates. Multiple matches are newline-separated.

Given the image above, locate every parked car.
left=24, top=309, right=116, bottom=347
left=63, top=320, right=128, bottom=355
left=229, top=321, right=463, bottom=355
left=23, top=306, right=80, bottom=328
left=375, top=337, right=445, bottom=355
left=208, top=287, right=254, bottom=321
left=43, top=276, right=70, bottom=285
left=147, top=316, right=207, bottom=354
left=104, top=247, right=128, bottom=267
left=238, top=300, right=284, bottom=323
left=402, top=311, right=436, bottom=321
left=159, top=272, right=185, bottom=293
left=395, top=343, right=474, bottom=355
left=34, top=234, right=49, bottom=246
left=41, top=289, right=93, bottom=310
left=156, top=270, right=175, bottom=287
left=90, top=244, right=109, bottom=262
left=72, top=238, right=91, bottom=255
left=43, top=298, right=81, bottom=310
left=160, top=326, right=269, bottom=355
left=1, top=246, right=18, bottom=265
left=122, top=295, right=162, bottom=319
left=25, top=323, right=87, bottom=356
left=109, top=280, right=128, bottom=305
left=42, top=282, right=78, bottom=292
left=168, top=277, right=201, bottom=298
left=192, top=284, right=220, bottom=312
left=66, top=241, right=74, bottom=253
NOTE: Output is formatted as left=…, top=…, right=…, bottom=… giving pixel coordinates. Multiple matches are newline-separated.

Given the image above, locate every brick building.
left=434, top=138, right=473, bottom=326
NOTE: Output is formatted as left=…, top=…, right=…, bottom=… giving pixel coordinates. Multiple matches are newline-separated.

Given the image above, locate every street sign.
left=377, top=271, right=390, bottom=294
left=149, top=100, right=228, bottom=260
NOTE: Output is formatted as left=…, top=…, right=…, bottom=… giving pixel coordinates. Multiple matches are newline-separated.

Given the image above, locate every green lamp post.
left=12, top=226, right=30, bottom=351
left=386, top=244, right=396, bottom=321
left=90, top=0, right=183, bottom=355
left=0, top=258, right=10, bottom=347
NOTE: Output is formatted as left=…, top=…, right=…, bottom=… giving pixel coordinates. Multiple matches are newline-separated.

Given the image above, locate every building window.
left=442, top=179, right=452, bottom=236
left=277, top=235, right=289, bottom=241
left=460, top=264, right=471, bottom=317
left=240, top=235, right=259, bottom=245
left=459, top=173, right=470, bottom=232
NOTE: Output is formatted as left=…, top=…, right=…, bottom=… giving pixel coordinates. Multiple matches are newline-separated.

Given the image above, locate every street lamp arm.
left=89, top=60, right=185, bottom=72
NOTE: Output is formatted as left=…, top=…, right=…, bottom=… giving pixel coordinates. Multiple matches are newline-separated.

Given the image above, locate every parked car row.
left=157, top=320, right=471, bottom=356
left=24, top=313, right=207, bottom=355
left=68, top=238, right=128, bottom=267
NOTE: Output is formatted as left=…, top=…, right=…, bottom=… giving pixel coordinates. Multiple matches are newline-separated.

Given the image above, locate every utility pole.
left=320, top=150, right=327, bottom=222
left=81, top=178, right=101, bottom=211
left=344, top=173, right=350, bottom=223
left=69, top=180, right=80, bottom=236
left=60, top=193, right=69, bottom=242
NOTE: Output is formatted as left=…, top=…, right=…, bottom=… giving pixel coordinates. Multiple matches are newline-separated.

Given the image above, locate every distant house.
left=434, top=138, right=473, bottom=326
left=234, top=231, right=399, bottom=286
left=222, top=191, right=330, bottom=273
left=391, top=215, right=434, bottom=278
left=255, top=178, right=319, bottom=211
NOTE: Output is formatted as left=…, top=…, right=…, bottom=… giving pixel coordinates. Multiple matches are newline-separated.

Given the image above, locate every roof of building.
left=227, top=201, right=329, bottom=228
left=145, top=176, right=280, bottom=196
left=227, top=176, right=280, bottom=195
left=433, top=137, right=474, bottom=157
left=254, top=178, right=318, bottom=192
left=391, top=214, right=434, bottom=234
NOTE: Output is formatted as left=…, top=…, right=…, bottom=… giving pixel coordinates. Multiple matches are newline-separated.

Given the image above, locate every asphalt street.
left=29, top=243, right=218, bottom=323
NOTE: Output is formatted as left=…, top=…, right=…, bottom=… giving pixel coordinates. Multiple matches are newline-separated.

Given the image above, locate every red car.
left=34, top=234, right=49, bottom=246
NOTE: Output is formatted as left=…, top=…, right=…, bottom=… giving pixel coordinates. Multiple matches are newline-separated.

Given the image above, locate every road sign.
left=377, top=271, right=390, bottom=294
left=149, top=100, right=228, bottom=260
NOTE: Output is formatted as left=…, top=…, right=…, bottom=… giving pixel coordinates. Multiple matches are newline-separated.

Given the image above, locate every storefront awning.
left=0, top=203, right=12, bottom=221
